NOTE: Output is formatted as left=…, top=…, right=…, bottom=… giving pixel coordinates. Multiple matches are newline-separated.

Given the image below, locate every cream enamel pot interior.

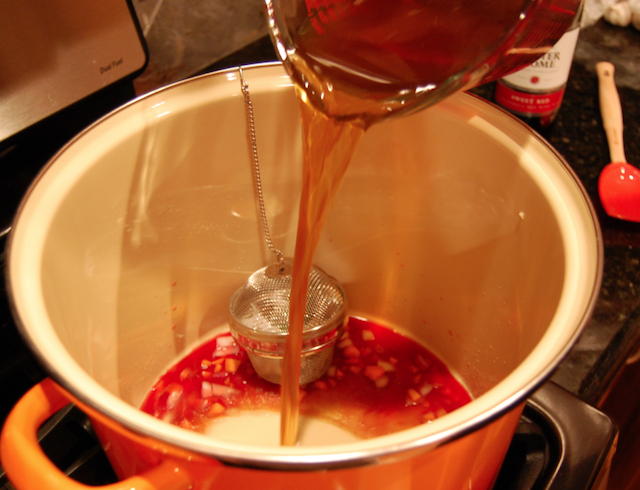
left=1, top=63, right=601, bottom=490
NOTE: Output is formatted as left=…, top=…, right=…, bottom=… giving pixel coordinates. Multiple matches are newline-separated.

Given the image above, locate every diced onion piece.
left=179, top=368, right=195, bottom=381
left=423, top=411, right=437, bottom=422
left=201, top=381, right=213, bottom=398
left=225, top=358, right=241, bottom=373
left=407, top=388, right=422, bottom=402
left=208, top=403, right=226, bottom=415
left=210, top=383, right=240, bottom=396
left=338, top=338, right=353, bottom=349
left=415, top=355, right=430, bottom=370
left=343, top=345, right=361, bottom=358
left=213, top=345, right=240, bottom=357
left=419, top=383, right=433, bottom=396
left=165, top=384, right=183, bottom=410
left=362, top=330, right=375, bottom=341
left=314, top=380, right=329, bottom=390
left=374, top=375, right=389, bottom=389
left=364, top=365, right=386, bottom=381
left=190, top=397, right=210, bottom=413
left=213, top=337, right=240, bottom=357
left=216, top=336, right=235, bottom=347
left=378, top=360, right=395, bottom=372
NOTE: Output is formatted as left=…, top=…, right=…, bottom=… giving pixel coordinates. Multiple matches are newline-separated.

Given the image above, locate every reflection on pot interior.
left=141, top=317, right=472, bottom=446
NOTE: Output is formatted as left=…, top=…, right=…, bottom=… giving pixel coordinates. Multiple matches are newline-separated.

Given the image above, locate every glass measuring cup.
left=266, top=0, right=582, bottom=123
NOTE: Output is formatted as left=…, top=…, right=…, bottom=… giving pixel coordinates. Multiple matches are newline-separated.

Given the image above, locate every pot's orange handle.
left=0, top=378, right=193, bottom=490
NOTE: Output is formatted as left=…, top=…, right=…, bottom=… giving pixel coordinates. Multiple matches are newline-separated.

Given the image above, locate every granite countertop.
left=192, top=20, right=640, bottom=407
left=522, top=21, right=640, bottom=405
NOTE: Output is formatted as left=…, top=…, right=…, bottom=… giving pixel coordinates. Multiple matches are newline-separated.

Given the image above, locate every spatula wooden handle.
left=596, top=61, right=627, bottom=163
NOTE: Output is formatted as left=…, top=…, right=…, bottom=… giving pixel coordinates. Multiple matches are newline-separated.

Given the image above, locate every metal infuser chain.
left=238, top=66, right=285, bottom=270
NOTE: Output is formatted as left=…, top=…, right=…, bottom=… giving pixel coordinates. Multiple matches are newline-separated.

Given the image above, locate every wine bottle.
left=493, top=0, right=584, bottom=132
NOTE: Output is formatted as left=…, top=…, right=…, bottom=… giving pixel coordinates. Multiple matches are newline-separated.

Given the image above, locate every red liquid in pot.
left=141, top=318, right=471, bottom=439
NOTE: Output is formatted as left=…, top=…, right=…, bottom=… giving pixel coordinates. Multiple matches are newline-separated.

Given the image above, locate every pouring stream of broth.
left=280, top=97, right=364, bottom=445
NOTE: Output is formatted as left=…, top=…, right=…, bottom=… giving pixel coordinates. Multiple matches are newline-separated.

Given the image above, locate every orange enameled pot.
left=0, top=63, right=601, bottom=490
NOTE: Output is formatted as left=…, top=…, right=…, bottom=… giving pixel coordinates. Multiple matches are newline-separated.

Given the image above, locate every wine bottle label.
left=494, top=84, right=566, bottom=115
left=500, top=27, right=580, bottom=91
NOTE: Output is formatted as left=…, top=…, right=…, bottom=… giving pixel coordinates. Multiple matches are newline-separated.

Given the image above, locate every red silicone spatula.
left=597, top=61, right=640, bottom=222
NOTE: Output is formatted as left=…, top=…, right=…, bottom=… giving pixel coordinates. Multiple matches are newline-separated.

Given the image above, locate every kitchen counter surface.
left=514, top=20, right=640, bottom=406
left=197, top=19, right=640, bottom=407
